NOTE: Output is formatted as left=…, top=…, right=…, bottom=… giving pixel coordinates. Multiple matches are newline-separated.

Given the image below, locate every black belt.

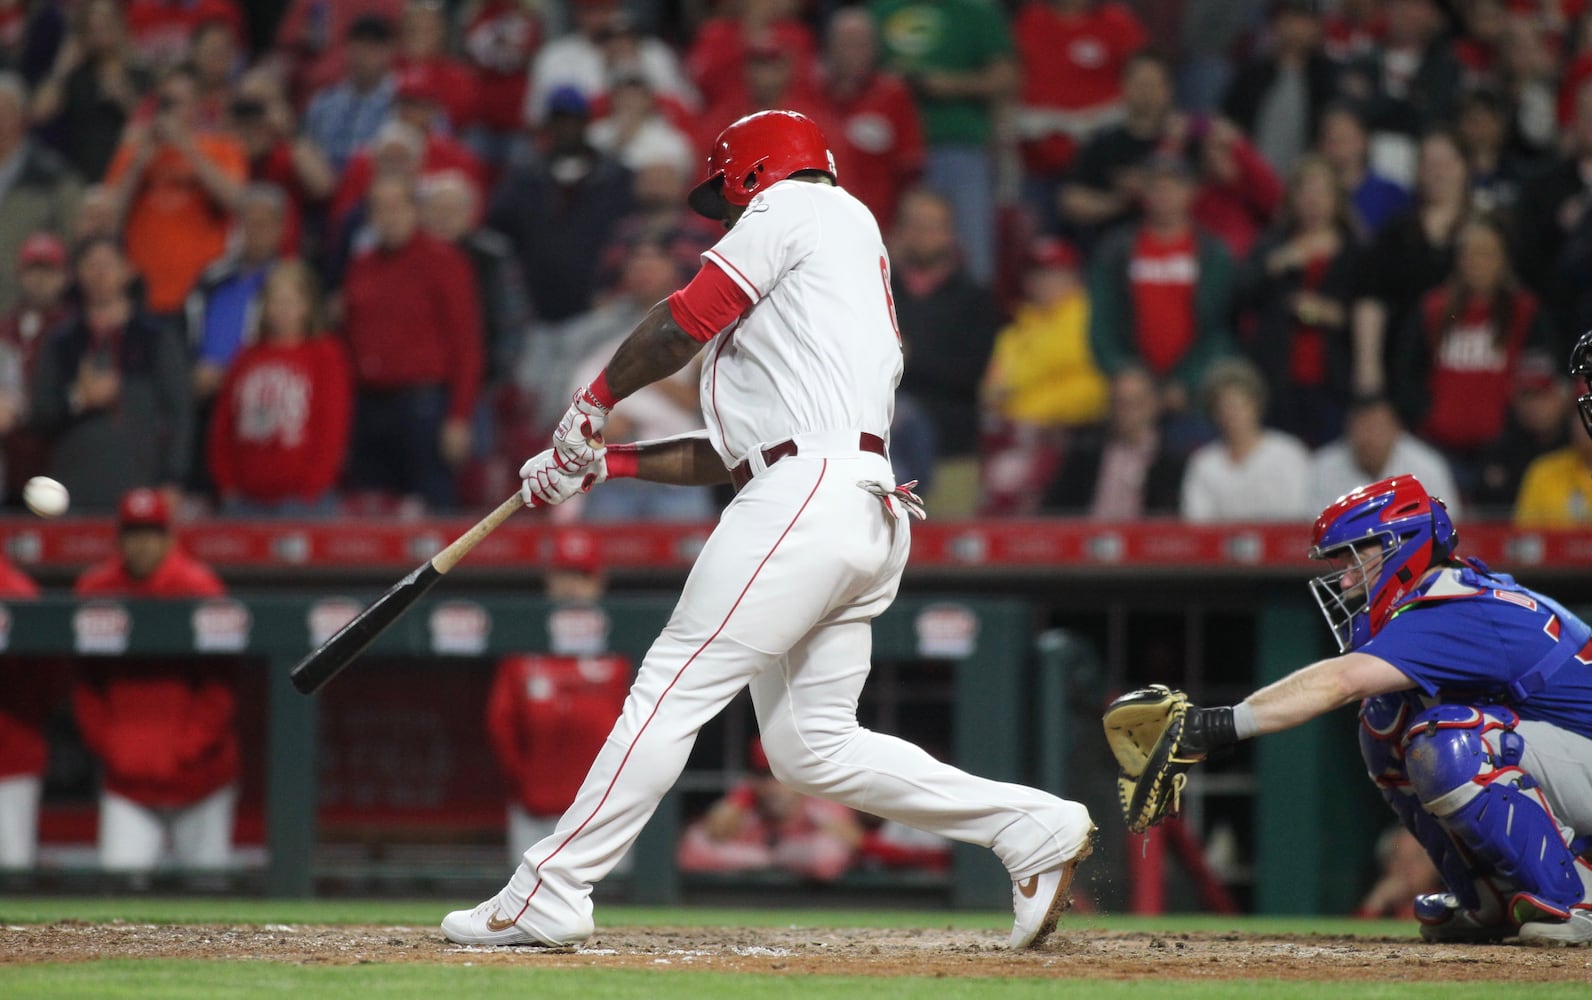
left=730, top=432, right=886, bottom=491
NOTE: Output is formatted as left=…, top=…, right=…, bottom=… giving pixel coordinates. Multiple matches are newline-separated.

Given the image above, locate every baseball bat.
left=289, top=493, right=524, bottom=695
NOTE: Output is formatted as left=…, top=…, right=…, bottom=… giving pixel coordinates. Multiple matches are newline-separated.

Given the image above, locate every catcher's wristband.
left=605, top=443, right=639, bottom=479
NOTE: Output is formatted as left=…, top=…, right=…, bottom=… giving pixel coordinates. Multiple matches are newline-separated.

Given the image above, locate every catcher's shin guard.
left=1403, top=704, right=1587, bottom=922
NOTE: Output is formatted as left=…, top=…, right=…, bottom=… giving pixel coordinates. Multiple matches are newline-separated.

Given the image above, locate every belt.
left=730, top=432, right=886, bottom=491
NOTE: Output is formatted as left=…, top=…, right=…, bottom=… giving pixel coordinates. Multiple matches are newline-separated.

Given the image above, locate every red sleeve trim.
left=668, top=261, right=755, bottom=343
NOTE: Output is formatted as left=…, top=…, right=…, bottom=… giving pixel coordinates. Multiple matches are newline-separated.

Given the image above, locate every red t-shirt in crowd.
left=485, top=653, right=629, bottom=816
left=1129, top=228, right=1198, bottom=376
left=126, top=0, right=246, bottom=68
left=1418, top=293, right=1536, bottom=452
left=396, top=55, right=482, bottom=132
left=820, top=72, right=924, bottom=231
left=72, top=548, right=237, bottom=808
left=461, top=0, right=541, bottom=132
left=330, top=133, right=486, bottom=225
left=686, top=17, right=817, bottom=109
left=1014, top=0, right=1145, bottom=174
left=0, top=562, right=47, bottom=780
left=208, top=337, right=353, bottom=503
left=341, top=231, right=483, bottom=419
left=1288, top=257, right=1331, bottom=387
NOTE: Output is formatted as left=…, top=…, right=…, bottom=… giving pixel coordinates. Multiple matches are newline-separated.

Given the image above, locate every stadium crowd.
left=0, top=0, right=1588, bottom=524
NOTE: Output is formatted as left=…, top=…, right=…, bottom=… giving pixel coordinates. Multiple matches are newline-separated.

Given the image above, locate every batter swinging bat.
left=289, top=493, right=524, bottom=694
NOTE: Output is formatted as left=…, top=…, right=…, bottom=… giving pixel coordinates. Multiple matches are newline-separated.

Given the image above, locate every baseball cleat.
left=1518, top=909, right=1592, bottom=947
left=440, top=897, right=591, bottom=947
left=1413, top=893, right=1514, bottom=943
left=1009, top=829, right=1095, bottom=950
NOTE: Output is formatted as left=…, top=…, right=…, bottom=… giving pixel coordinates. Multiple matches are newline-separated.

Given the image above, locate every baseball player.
left=443, top=110, right=1094, bottom=949
left=1115, top=474, right=1592, bottom=944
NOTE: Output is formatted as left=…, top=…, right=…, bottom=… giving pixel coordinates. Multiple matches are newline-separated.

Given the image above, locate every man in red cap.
left=0, top=232, right=71, bottom=500
left=72, top=488, right=238, bottom=874
left=485, top=528, right=630, bottom=867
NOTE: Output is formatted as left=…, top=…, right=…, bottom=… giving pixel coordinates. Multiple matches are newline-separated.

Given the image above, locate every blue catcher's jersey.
left=1359, top=561, right=1592, bottom=741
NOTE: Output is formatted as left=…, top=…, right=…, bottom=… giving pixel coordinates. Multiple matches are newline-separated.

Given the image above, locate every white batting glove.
left=551, top=384, right=612, bottom=469
left=518, top=448, right=608, bottom=508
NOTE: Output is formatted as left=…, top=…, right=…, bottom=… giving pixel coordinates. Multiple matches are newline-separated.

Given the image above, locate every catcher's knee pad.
left=1358, top=693, right=1419, bottom=788
left=1403, top=704, right=1584, bottom=918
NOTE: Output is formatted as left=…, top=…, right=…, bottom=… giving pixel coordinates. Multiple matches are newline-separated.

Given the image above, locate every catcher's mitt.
left=1102, top=684, right=1205, bottom=834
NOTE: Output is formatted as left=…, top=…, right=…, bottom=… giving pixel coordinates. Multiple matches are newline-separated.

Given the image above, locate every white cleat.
left=440, top=897, right=591, bottom=948
left=1009, top=830, right=1095, bottom=950
left=1518, top=909, right=1592, bottom=947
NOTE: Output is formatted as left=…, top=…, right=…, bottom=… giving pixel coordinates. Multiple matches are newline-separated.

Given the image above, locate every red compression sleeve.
left=604, top=443, right=639, bottom=479
left=667, top=261, right=754, bottom=343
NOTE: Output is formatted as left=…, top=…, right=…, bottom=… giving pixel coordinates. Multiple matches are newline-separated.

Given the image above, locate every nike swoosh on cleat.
left=486, top=910, right=518, bottom=932
left=1018, top=876, right=1040, bottom=899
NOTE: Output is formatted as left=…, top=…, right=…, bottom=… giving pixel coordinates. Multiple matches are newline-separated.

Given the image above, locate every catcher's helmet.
left=1307, top=474, right=1457, bottom=653
left=687, top=109, right=837, bottom=220
left=1570, top=329, right=1592, bottom=439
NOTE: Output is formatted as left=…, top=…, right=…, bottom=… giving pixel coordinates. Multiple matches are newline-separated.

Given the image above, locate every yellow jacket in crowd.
left=1514, top=447, right=1592, bottom=527
left=983, top=292, right=1108, bottom=427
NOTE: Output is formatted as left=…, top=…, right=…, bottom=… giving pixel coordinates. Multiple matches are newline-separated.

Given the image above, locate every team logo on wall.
left=548, top=605, right=610, bottom=656
left=308, top=598, right=362, bottom=646
left=0, top=604, right=13, bottom=652
left=193, top=599, right=252, bottom=653
left=947, top=531, right=988, bottom=564
left=271, top=531, right=311, bottom=564
left=1086, top=531, right=1125, bottom=563
left=7, top=530, right=41, bottom=564
left=74, top=601, right=130, bottom=655
left=429, top=600, right=491, bottom=655
left=1505, top=533, right=1545, bottom=566
left=915, top=603, right=979, bottom=659
left=1222, top=531, right=1262, bottom=564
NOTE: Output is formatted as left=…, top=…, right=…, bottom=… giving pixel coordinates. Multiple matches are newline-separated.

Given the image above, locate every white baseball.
left=22, top=476, right=69, bottom=518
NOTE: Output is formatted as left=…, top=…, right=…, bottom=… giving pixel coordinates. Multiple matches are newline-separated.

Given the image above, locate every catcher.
left=1104, top=474, right=1592, bottom=945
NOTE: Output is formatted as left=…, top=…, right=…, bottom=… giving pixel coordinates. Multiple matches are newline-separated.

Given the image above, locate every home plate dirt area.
left=5, top=922, right=1591, bottom=981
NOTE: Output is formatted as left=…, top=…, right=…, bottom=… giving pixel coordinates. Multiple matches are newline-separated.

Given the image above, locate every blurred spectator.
left=587, top=73, right=695, bottom=175
left=1087, top=153, right=1235, bottom=435
left=1040, top=365, right=1186, bottom=518
left=302, top=13, right=398, bottom=173
left=188, top=17, right=241, bottom=130
left=396, top=0, right=479, bottom=133
left=1221, top=0, right=1338, bottom=177
left=269, top=0, right=404, bottom=104
left=1059, top=52, right=1179, bottom=245
left=1453, top=0, right=1509, bottom=83
left=593, top=154, right=718, bottom=293
left=420, top=169, right=529, bottom=385
left=1474, top=351, right=1572, bottom=513
left=1356, top=826, right=1442, bottom=920
left=1499, top=12, right=1561, bottom=158
left=1180, top=357, right=1311, bottom=522
left=1338, top=0, right=1462, bottom=182
left=328, top=119, right=427, bottom=266
left=1514, top=411, right=1592, bottom=526
left=813, top=8, right=923, bottom=233
left=185, top=183, right=287, bottom=410
left=696, top=39, right=829, bottom=154
left=1307, top=393, right=1461, bottom=514
left=124, top=0, right=244, bottom=73
left=1350, top=129, right=1471, bottom=397
left=1237, top=155, right=1358, bottom=447
left=459, top=0, right=542, bottom=169
left=30, top=0, right=150, bottom=182
left=1321, top=0, right=1384, bottom=63
left=888, top=187, right=1003, bottom=517
left=1188, top=116, right=1284, bottom=260
left=228, top=68, right=337, bottom=255
left=1457, top=85, right=1534, bottom=215
left=208, top=258, right=351, bottom=515
left=1013, top=0, right=1145, bottom=228
left=72, top=487, right=237, bottom=874
left=562, top=241, right=711, bottom=522
left=0, top=557, right=42, bottom=869
left=1315, top=102, right=1411, bottom=236
left=687, top=0, right=817, bottom=110
left=1393, top=215, right=1552, bottom=485
left=486, top=527, right=630, bottom=866
left=526, top=0, right=696, bottom=127
left=677, top=739, right=862, bottom=882
left=0, top=233, right=72, bottom=499
left=70, top=182, right=119, bottom=244
left=1519, top=79, right=1592, bottom=335
left=341, top=173, right=481, bottom=509
left=488, top=86, right=634, bottom=326
left=32, top=237, right=192, bottom=511
left=979, top=236, right=1107, bottom=516
left=0, top=72, right=80, bottom=316
left=1176, top=0, right=1264, bottom=115
left=871, top=0, right=1017, bottom=285
left=103, top=64, right=247, bottom=318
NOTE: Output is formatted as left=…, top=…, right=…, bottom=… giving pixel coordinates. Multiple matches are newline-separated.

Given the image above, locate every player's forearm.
left=616, top=432, right=729, bottom=487
left=1240, top=653, right=1410, bottom=736
left=602, top=301, right=704, bottom=401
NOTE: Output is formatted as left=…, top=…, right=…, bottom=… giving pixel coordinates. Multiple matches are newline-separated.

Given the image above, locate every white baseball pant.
left=0, top=773, right=42, bottom=869
left=98, top=784, right=237, bottom=872
left=500, top=439, right=1090, bottom=937
left=508, top=803, right=633, bottom=876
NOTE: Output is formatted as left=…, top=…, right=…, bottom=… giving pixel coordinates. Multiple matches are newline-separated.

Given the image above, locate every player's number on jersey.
left=879, top=256, right=902, bottom=345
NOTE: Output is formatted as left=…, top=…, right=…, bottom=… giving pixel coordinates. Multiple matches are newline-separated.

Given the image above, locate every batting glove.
left=519, top=448, right=606, bottom=508
left=552, top=381, right=615, bottom=469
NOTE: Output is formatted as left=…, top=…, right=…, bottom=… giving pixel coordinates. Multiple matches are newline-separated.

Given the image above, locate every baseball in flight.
left=22, top=476, right=69, bottom=518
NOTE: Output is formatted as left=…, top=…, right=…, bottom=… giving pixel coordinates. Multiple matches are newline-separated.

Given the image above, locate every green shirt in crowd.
left=869, top=0, right=1013, bottom=146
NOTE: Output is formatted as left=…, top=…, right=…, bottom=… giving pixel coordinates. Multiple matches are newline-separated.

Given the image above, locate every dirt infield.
left=4, top=922, right=1591, bottom=981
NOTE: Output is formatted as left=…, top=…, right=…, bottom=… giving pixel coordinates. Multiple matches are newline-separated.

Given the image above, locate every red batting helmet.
left=687, top=110, right=837, bottom=220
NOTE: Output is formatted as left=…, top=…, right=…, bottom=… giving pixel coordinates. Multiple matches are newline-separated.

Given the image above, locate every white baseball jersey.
left=697, top=179, right=904, bottom=467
